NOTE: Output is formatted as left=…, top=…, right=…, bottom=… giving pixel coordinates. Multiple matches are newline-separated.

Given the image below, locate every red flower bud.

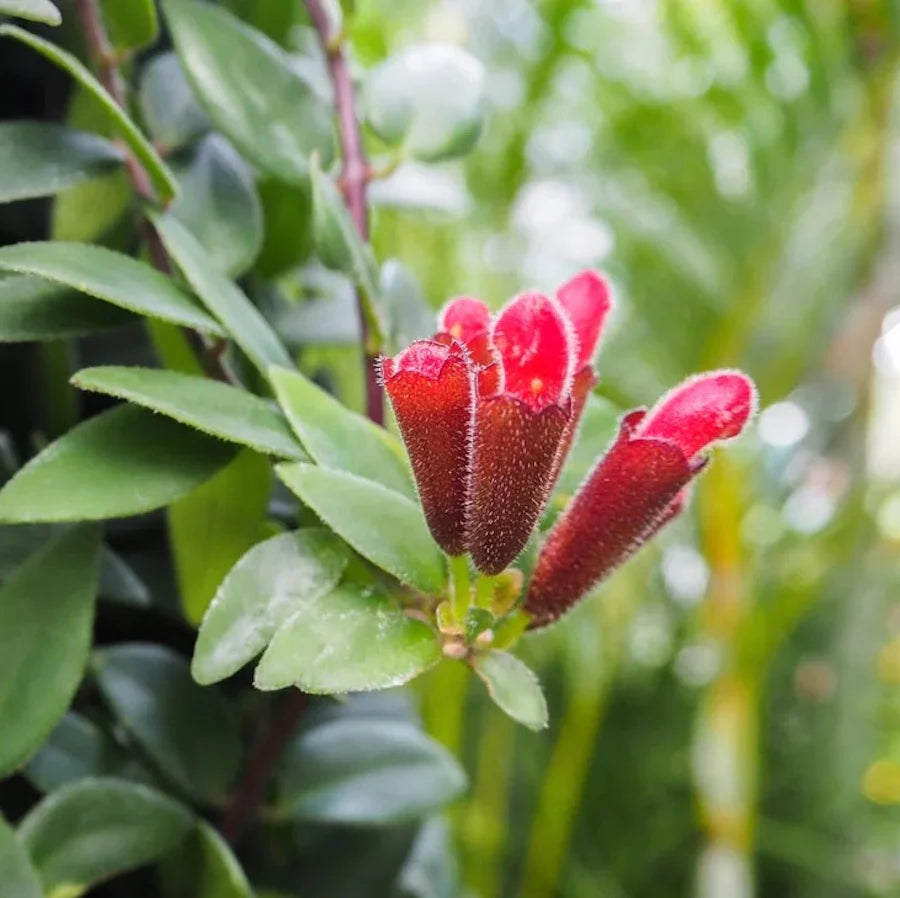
left=547, top=272, right=611, bottom=487
left=556, top=270, right=612, bottom=369
left=468, top=293, right=575, bottom=574
left=525, top=371, right=756, bottom=627
left=438, top=296, right=491, bottom=344
left=382, top=340, right=474, bottom=557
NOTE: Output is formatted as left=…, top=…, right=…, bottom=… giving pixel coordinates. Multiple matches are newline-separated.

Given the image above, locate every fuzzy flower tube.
left=380, top=271, right=756, bottom=628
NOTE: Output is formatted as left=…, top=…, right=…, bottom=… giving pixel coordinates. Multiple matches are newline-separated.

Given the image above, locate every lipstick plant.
left=0, top=0, right=756, bottom=893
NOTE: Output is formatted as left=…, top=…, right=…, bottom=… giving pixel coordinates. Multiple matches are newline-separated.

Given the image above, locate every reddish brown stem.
left=74, top=0, right=156, bottom=203
left=219, top=691, right=308, bottom=844
left=74, top=0, right=232, bottom=384
left=305, top=0, right=384, bottom=425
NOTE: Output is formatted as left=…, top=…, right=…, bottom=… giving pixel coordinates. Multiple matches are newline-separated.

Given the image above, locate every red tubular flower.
left=381, top=340, right=473, bottom=557
left=525, top=371, right=756, bottom=627
left=467, top=292, right=575, bottom=574
left=383, top=272, right=613, bottom=576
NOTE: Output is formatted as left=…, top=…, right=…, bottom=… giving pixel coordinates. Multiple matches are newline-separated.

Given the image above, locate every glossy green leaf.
left=364, top=44, right=486, bottom=162
left=0, top=25, right=178, bottom=202
left=139, top=51, right=210, bottom=151
left=193, top=528, right=348, bottom=685
left=93, top=644, right=241, bottom=804
left=170, top=133, right=263, bottom=277
left=255, top=582, right=441, bottom=692
left=277, top=462, right=445, bottom=594
left=0, top=122, right=121, bottom=203
left=25, top=712, right=148, bottom=794
left=151, top=211, right=294, bottom=374
left=169, top=449, right=271, bottom=624
left=0, top=242, right=224, bottom=334
left=72, top=366, right=305, bottom=460
left=0, top=0, right=59, bottom=24
left=0, top=273, right=133, bottom=342
left=99, top=0, right=158, bottom=52
left=164, top=0, right=333, bottom=182
left=0, top=814, right=41, bottom=898
left=269, top=365, right=412, bottom=496
left=0, top=526, right=100, bottom=777
left=274, top=718, right=465, bottom=823
left=472, top=650, right=548, bottom=731
left=19, top=778, right=193, bottom=896
left=160, top=821, right=253, bottom=898
left=0, top=405, right=235, bottom=523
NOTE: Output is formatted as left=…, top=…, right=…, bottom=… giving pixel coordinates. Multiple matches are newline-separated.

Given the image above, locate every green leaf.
left=472, top=651, right=548, bottom=731
left=0, top=405, right=235, bottom=523
left=309, top=157, right=381, bottom=316
left=0, top=242, right=225, bottom=334
left=160, top=821, right=253, bottom=898
left=0, top=526, right=100, bottom=777
left=19, top=778, right=193, bottom=896
left=164, top=0, right=333, bottom=183
left=0, top=122, right=121, bottom=203
left=0, top=524, right=146, bottom=605
left=0, top=814, right=42, bottom=898
left=395, top=818, right=460, bottom=898
left=192, top=528, right=348, bottom=685
left=25, top=712, right=147, bottom=794
left=0, top=273, right=133, bottom=342
left=169, top=449, right=271, bottom=624
left=0, top=25, right=178, bottom=203
left=364, top=44, right=485, bottom=162
left=98, top=0, right=158, bottom=52
left=274, top=718, right=465, bottom=824
left=255, top=582, right=441, bottom=692
left=72, top=366, right=304, bottom=460
left=151, top=211, right=294, bottom=374
left=0, top=0, right=59, bottom=25
left=277, top=462, right=445, bottom=594
left=170, top=134, right=263, bottom=277
left=139, top=51, right=210, bottom=151
left=51, top=169, right=133, bottom=245
left=269, top=365, right=412, bottom=496
left=255, top=178, right=313, bottom=277
left=93, top=645, right=241, bottom=804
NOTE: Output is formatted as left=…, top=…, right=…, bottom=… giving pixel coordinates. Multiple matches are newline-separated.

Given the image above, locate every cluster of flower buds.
left=381, top=272, right=756, bottom=628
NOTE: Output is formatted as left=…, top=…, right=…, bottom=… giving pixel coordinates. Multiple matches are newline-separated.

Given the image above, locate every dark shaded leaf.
left=93, top=644, right=241, bottom=804
left=0, top=525, right=101, bottom=776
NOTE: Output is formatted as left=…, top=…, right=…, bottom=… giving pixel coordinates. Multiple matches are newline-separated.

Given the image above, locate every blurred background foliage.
left=5, top=0, right=900, bottom=896
left=363, top=0, right=900, bottom=895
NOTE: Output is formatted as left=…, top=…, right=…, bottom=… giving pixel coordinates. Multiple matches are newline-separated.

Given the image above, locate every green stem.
left=449, top=555, right=471, bottom=621
left=475, top=573, right=495, bottom=610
